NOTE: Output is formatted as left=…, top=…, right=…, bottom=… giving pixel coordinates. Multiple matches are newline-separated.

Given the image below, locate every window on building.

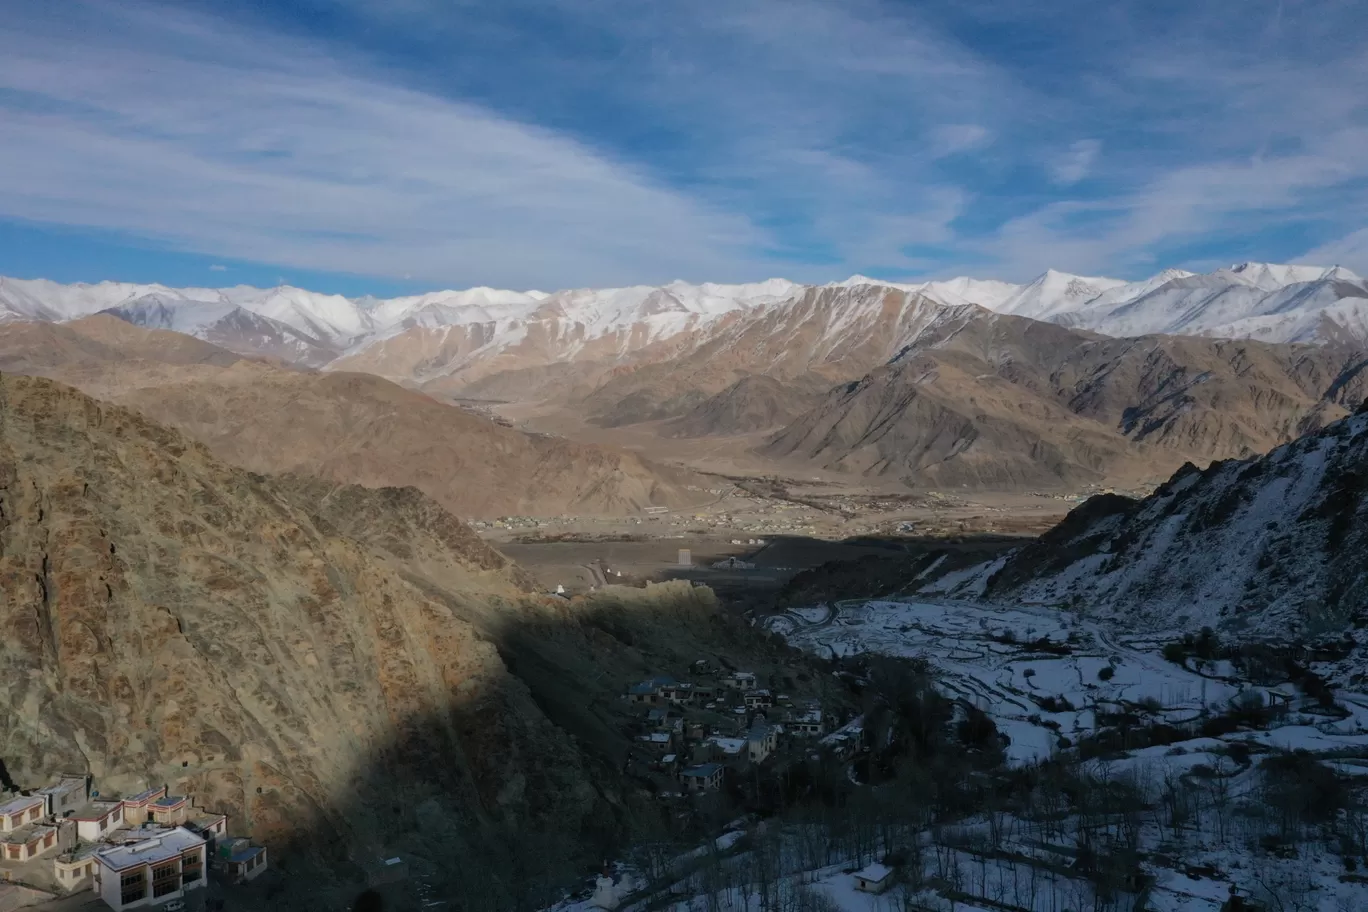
left=121, top=871, right=145, bottom=888
left=183, top=867, right=201, bottom=883
left=153, top=879, right=180, bottom=898
left=152, top=862, right=179, bottom=881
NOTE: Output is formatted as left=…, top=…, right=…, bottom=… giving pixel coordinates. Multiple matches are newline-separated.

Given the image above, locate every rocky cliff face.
left=0, top=373, right=598, bottom=873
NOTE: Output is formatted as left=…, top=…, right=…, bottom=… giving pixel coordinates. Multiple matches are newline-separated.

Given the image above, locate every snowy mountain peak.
left=1224, top=261, right=1342, bottom=290
left=833, top=274, right=905, bottom=289
left=990, top=269, right=1126, bottom=320
left=3, top=260, right=1366, bottom=368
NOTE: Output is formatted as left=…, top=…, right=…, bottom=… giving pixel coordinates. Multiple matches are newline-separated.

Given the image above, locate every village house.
left=680, top=763, right=724, bottom=793
left=706, top=736, right=747, bottom=765
left=38, top=776, right=89, bottom=818
left=746, top=724, right=779, bottom=763
left=721, top=672, right=757, bottom=692
left=626, top=676, right=677, bottom=706
left=1, top=823, right=58, bottom=862
left=93, top=826, right=207, bottom=910
left=788, top=708, right=824, bottom=736
left=684, top=721, right=707, bottom=743
left=645, top=707, right=673, bottom=727
left=636, top=731, right=674, bottom=756
left=185, top=812, right=228, bottom=851
left=0, top=795, right=46, bottom=833
left=119, top=786, right=167, bottom=827
left=853, top=862, right=895, bottom=894
left=71, top=800, right=125, bottom=843
left=148, top=795, right=189, bottom=827
left=220, top=838, right=269, bottom=884
left=743, top=689, right=774, bottom=710
left=53, top=844, right=101, bottom=892
left=659, top=681, right=694, bottom=705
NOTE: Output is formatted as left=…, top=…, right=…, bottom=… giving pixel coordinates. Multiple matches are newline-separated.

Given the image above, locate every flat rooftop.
left=57, top=844, right=102, bottom=864
left=124, top=786, right=166, bottom=805
left=69, top=801, right=120, bottom=820
left=108, top=825, right=175, bottom=844
left=228, top=846, right=265, bottom=864
left=0, top=795, right=44, bottom=817
left=94, top=828, right=205, bottom=872
left=0, top=824, right=55, bottom=845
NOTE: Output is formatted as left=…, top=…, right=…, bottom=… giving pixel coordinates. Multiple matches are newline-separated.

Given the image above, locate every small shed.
left=226, top=843, right=268, bottom=883
left=853, top=862, right=894, bottom=894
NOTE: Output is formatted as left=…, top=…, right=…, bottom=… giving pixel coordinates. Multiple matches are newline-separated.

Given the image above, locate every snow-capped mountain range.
left=1, top=262, right=1365, bottom=371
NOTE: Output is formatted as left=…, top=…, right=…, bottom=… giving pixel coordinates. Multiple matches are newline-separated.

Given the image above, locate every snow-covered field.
left=767, top=598, right=1262, bottom=765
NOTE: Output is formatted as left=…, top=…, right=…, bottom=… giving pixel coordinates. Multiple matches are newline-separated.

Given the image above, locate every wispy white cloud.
left=2, top=0, right=1367, bottom=288
left=1300, top=227, right=1368, bottom=277
left=929, top=125, right=994, bottom=159
left=980, top=125, right=1368, bottom=277
left=1051, top=140, right=1101, bottom=185
left=0, top=2, right=771, bottom=288
left=208, top=264, right=227, bottom=272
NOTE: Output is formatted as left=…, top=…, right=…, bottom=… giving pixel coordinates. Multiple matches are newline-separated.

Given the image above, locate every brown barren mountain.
left=761, top=313, right=1368, bottom=487
left=667, top=373, right=833, bottom=438
left=0, top=316, right=711, bottom=518
left=0, top=373, right=598, bottom=881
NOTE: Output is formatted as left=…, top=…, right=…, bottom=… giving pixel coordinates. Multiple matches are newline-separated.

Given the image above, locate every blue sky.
left=1, top=0, right=1366, bottom=295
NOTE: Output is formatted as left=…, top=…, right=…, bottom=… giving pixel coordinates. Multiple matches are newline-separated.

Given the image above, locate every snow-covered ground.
left=704, top=596, right=1368, bottom=911
left=766, top=598, right=1260, bottom=765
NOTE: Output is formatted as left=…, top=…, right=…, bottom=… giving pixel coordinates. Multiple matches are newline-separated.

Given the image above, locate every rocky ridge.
left=921, top=402, right=1368, bottom=643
